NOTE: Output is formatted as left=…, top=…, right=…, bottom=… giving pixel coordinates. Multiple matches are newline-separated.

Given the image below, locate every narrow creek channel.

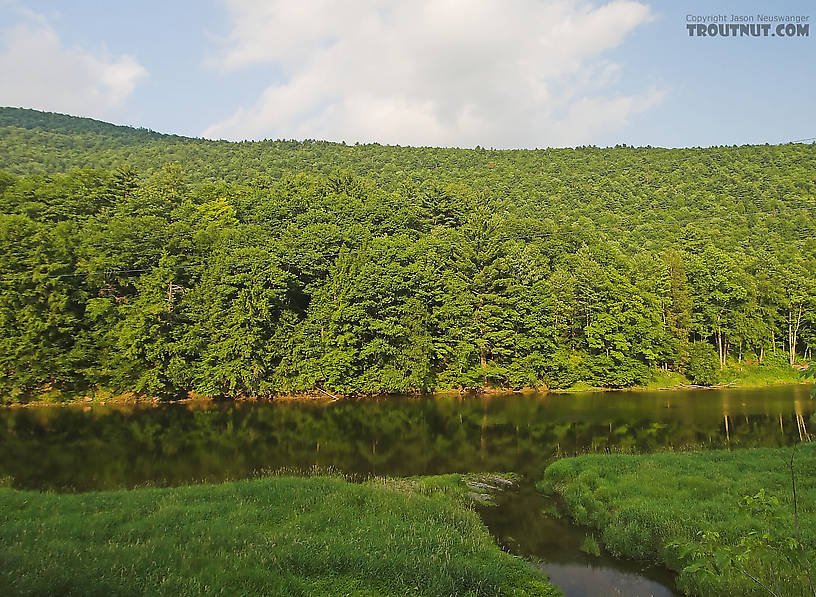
left=1, top=385, right=813, bottom=595
left=478, top=481, right=679, bottom=596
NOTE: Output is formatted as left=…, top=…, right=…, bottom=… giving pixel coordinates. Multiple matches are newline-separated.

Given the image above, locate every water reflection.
left=478, top=483, right=679, bottom=597
left=0, top=385, right=812, bottom=492
left=539, top=564, right=675, bottom=597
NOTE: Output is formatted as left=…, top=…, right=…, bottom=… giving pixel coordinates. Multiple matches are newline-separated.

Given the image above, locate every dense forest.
left=0, top=107, right=814, bottom=401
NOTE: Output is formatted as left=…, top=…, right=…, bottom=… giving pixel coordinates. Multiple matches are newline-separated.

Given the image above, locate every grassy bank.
left=0, top=474, right=556, bottom=596
left=539, top=446, right=816, bottom=596
left=2, top=363, right=810, bottom=406
left=552, top=362, right=809, bottom=393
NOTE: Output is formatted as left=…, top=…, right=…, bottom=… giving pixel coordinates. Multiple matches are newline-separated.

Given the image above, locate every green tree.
left=687, top=341, right=720, bottom=386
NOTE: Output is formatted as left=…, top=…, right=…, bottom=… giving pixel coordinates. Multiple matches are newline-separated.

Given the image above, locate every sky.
left=0, top=0, right=814, bottom=148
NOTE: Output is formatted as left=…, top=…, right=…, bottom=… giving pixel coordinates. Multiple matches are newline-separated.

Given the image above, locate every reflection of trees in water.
left=0, top=392, right=813, bottom=491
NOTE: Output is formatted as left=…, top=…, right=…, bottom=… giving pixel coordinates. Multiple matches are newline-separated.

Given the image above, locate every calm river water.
left=1, top=384, right=813, bottom=596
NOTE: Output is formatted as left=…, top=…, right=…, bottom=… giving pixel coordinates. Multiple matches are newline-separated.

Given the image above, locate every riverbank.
left=2, top=362, right=811, bottom=407
left=0, top=473, right=556, bottom=597
left=552, top=362, right=810, bottom=394
left=539, top=446, right=816, bottom=597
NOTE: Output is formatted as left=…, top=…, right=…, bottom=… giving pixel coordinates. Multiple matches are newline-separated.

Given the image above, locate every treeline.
left=0, top=109, right=814, bottom=401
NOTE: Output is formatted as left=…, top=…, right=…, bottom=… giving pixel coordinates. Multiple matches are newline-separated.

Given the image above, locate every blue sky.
left=1, top=0, right=814, bottom=148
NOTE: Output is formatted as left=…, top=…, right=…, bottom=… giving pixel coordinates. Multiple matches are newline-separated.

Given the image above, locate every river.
left=1, top=384, right=813, bottom=595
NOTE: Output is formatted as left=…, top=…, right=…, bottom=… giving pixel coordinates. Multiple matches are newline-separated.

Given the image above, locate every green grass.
left=640, top=370, right=690, bottom=390
left=0, top=474, right=556, bottom=597
left=717, top=362, right=806, bottom=387
left=547, top=363, right=806, bottom=394
left=539, top=445, right=816, bottom=596
left=641, top=362, right=805, bottom=391
left=578, top=534, right=601, bottom=557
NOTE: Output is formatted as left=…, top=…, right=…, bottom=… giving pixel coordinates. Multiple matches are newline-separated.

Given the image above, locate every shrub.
left=687, top=342, right=719, bottom=386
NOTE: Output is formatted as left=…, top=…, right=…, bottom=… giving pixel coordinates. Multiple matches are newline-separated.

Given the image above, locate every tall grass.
left=717, top=361, right=805, bottom=387
left=540, top=445, right=816, bottom=596
left=0, top=475, right=556, bottom=596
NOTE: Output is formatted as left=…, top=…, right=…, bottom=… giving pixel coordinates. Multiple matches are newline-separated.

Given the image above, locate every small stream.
left=1, top=385, right=813, bottom=595
left=479, top=482, right=679, bottom=596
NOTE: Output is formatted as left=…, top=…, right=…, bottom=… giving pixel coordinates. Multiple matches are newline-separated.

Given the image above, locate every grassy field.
left=717, top=362, right=807, bottom=387
left=604, top=362, right=806, bottom=393
left=0, top=474, right=556, bottom=596
left=540, top=445, right=816, bottom=596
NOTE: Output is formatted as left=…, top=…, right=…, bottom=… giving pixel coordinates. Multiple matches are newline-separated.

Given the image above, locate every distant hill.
left=0, top=107, right=170, bottom=141
left=2, top=106, right=811, bottom=189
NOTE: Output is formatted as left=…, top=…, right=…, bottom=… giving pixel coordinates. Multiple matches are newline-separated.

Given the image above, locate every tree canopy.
left=1, top=108, right=814, bottom=400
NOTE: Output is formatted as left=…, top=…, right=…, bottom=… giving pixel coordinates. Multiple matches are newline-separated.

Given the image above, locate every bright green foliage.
left=184, top=229, right=293, bottom=397
left=804, top=364, right=816, bottom=399
left=662, top=249, right=693, bottom=369
left=0, top=475, right=556, bottom=596
left=672, top=489, right=814, bottom=597
left=687, top=341, right=720, bottom=386
left=579, top=534, right=602, bottom=557
left=1, top=108, right=815, bottom=400
left=540, top=446, right=816, bottom=596
left=0, top=215, right=87, bottom=396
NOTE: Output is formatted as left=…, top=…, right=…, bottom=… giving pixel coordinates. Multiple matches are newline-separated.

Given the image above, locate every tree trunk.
left=788, top=305, right=803, bottom=367
left=717, top=320, right=725, bottom=370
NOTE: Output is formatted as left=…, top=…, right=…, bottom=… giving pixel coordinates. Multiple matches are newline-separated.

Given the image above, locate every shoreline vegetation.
left=0, top=473, right=557, bottom=597
left=539, top=446, right=816, bottom=597
left=1, top=108, right=815, bottom=411
left=2, top=363, right=810, bottom=407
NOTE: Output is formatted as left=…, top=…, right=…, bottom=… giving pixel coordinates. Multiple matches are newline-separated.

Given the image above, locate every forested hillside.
left=1, top=107, right=814, bottom=401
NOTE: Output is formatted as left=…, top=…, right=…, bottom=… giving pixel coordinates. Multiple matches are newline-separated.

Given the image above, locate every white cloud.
left=0, top=14, right=147, bottom=119
left=204, top=0, right=662, bottom=148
